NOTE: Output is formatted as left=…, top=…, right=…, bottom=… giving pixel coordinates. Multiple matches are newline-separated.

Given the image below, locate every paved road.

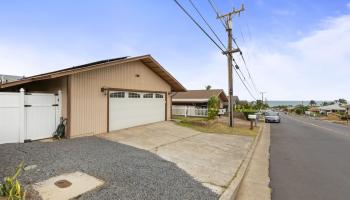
left=270, top=114, right=350, bottom=200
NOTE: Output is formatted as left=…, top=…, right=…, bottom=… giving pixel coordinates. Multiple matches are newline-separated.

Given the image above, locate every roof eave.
left=0, top=55, right=186, bottom=92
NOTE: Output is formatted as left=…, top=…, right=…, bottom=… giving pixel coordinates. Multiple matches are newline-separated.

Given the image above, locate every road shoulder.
left=236, top=123, right=271, bottom=200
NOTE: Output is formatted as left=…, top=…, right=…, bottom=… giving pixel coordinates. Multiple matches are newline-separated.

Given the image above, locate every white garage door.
left=109, top=91, right=166, bottom=131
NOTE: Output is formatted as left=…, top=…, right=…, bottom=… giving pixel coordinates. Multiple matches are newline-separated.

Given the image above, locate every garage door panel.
left=109, top=91, right=165, bottom=131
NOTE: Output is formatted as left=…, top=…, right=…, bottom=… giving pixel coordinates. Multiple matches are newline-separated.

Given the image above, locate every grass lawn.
left=173, top=116, right=259, bottom=137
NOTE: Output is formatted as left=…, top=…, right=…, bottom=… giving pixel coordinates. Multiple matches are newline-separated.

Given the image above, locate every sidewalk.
left=236, top=124, right=271, bottom=200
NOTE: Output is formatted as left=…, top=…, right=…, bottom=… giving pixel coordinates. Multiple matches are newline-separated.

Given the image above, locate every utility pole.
left=260, top=92, right=266, bottom=104
left=260, top=92, right=266, bottom=111
left=218, top=4, right=244, bottom=127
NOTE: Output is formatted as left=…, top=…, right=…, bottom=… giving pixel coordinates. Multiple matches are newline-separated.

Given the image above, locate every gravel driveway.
left=0, top=137, right=218, bottom=200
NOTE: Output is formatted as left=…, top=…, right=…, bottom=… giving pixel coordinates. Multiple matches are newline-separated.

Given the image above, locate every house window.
left=129, top=92, right=140, bottom=98
left=110, top=92, right=125, bottom=98
left=143, top=93, right=153, bottom=98
left=155, top=93, right=164, bottom=98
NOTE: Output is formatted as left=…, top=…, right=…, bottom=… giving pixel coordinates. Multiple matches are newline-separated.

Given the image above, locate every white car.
left=265, top=111, right=281, bottom=123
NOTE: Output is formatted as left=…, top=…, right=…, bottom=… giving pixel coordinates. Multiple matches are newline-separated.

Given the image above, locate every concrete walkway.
left=236, top=124, right=271, bottom=200
left=98, top=121, right=253, bottom=195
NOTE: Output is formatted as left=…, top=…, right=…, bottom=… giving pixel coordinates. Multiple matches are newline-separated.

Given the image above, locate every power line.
left=207, top=0, right=260, bottom=96
left=207, top=0, right=227, bottom=28
left=188, top=0, right=226, bottom=49
left=173, top=0, right=259, bottom=100
left=173, top=0, right=225, bottom=52
left=235, top=63, right=260, bottom=98
left=239, top=51, right=260, bottom=95
left=234, top=66, right=257, bottom=100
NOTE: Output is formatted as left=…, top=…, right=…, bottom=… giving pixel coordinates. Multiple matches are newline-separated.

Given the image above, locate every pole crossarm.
left=217, top=4, right=245, bottom=19
left=222, top=48, right=241, bottom=55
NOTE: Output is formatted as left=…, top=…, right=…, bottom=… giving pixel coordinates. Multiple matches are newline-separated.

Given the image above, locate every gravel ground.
left=0, top=137, right=218, bottom=200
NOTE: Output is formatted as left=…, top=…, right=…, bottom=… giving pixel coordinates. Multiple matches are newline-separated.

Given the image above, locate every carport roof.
left=0, top=55, right=186, bottom=92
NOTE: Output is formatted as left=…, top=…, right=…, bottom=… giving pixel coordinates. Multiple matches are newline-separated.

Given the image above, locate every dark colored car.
left=265, top=111, right=281, bottom=123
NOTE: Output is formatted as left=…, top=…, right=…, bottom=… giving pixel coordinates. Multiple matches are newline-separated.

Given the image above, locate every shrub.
left=0, top=162, right=24, bottom=200
left=208, top=96, right=220, bottom=119
left=295, top=108, right=303, bottom=115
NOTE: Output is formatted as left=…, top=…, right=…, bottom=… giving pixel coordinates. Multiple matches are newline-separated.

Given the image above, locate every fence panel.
left=172, top=106, right=208, bottom=117
left=0, top=92, right=21, bottom=144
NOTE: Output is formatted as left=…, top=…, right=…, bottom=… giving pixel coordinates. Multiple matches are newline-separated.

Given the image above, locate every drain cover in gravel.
left=33, top=171, right=104, bottom=200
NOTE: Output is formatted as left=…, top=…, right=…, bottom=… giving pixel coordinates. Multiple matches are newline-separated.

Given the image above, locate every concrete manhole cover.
left=54, top=180, right=72, bottom=188
left=33, top=171, right=104, bottom=200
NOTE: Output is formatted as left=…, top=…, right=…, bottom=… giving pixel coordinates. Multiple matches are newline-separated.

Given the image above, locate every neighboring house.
left=306, top=107, right=320, bottom=116
left=223, top=96, right=240, bottom=110
left=0, top=74, right=22, bottom=84
left=172, top=89, right=228, bottom=109
left=0, top=55, right=185, bottom=138
left=319, top=104, right=346, bottom=115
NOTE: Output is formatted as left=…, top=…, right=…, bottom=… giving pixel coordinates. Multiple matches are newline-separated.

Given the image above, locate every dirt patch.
left=24, top=185, right=43, bottom=200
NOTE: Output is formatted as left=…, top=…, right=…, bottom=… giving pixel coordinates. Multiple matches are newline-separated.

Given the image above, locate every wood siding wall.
left=15, top=77, right=68, bottom=119
left=69, top=61, right=172, bottom=137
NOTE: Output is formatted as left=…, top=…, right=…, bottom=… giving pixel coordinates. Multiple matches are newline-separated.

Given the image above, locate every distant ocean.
left=267, top=101, right=324, bottom=107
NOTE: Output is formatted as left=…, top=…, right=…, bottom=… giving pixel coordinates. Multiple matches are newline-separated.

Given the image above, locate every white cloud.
left=241, top=14, right=350, bottom=101
left=166, top=13, right=350, bottom=101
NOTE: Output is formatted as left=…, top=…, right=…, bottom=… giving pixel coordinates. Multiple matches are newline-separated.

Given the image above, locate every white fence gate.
left=0, top=89, right=61, bottom=144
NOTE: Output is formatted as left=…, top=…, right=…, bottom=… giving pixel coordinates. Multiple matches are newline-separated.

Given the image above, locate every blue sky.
left=0, top=0, right=349, bottom=101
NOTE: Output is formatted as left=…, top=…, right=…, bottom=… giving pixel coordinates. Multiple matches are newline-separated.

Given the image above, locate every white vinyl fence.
left=0, top=89, right=61, bottom=144
left=172, top=106, right=208, bottom=117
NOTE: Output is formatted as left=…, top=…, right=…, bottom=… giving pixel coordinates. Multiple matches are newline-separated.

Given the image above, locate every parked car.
left=265, top=111, right=281, bottom=123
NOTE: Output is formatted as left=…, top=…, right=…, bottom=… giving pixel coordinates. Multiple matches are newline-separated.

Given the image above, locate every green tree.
left=339, top=98, right=347, bottom=105
left=321, top=101, right=330, bottom=106
left=205, top=85, right=212, bottom=90
left=294, top=104, right=309, bottom=115
left=309, top=100, right=317, bottom=106
left=253, top=100, right=269, bottom=110
left=208, top=96, right=220, bottom=119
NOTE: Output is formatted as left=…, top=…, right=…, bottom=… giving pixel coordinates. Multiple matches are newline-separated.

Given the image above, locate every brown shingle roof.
left=0, top=55, right=186, bottom=92
left=172, top=89, right=228, bottom=102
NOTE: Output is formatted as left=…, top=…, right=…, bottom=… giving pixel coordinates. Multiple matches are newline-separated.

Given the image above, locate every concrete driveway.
left=98, top=121, right=253, bottom=194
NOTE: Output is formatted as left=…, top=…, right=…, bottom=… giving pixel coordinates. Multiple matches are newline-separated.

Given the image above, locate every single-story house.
left=319, top=104, right=346, bottom=115
left=223, top=96, right=240, bottom=110
left=172, top=89, right=228, bottom=109
left=0, top=55, right=185, bottom=139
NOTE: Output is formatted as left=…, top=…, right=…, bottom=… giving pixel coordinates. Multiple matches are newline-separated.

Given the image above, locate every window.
left=143, top=93, right=153, bottom=98
left=155, top=93, right=164, bottom=98
left=128, top=92, right=140, bottom=98
left=110, top=92, right=125, bottom=98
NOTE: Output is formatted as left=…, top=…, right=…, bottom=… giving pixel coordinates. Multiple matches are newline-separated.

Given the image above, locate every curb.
left=219, top=123, right=266, bottom=200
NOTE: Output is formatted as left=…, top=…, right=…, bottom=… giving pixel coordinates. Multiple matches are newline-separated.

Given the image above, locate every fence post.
left=185, top=106, right=187, bottom=117
left=57, top=90, right=62, bottom=127
left=19, top=88, right=25, bottom=143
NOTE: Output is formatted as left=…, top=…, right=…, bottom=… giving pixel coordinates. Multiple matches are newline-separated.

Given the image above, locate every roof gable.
left=0, top=55, right=186, bottom=92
